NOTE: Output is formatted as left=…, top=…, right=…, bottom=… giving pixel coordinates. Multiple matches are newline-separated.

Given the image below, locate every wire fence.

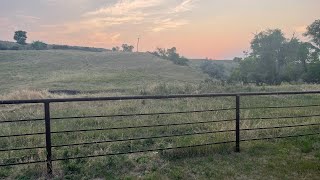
left=0, top=91, right=320, bottom=176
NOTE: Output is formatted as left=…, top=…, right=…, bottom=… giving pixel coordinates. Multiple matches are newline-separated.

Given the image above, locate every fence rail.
left=1, top=91, right=320, bottom=177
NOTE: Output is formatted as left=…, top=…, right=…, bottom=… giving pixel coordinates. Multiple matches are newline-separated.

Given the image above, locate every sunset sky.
left=0, top=0, right=319, bottom=59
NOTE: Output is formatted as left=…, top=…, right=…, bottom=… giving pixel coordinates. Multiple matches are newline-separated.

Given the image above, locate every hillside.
left=0, top=40, right=108, bottom=52
left=0, top=50, right=207, bottom=95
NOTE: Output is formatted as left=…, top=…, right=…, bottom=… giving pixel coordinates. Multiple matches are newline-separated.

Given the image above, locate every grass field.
left=0, top=50, right=207, bottom=95
left=0, top=50, right=319, bottom=179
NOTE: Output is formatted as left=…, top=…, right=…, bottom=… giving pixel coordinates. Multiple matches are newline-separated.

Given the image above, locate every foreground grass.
left=0, top=86, right=320, bottom=179
left=1, top=137, right=319, bottom=179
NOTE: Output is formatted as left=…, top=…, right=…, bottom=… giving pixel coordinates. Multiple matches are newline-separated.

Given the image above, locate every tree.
left=200, top=61, right=226, bottom=80
left=112, top=46, right=120, bottom=51
left=304, top=19, right=320, bottom=48
left=14, top=30, right=27, bottom=45
left=31, top=41, right=47, bottom=50
left=121, top=44, right=134, bottom=52
left=250, top=29, right=286, bottom=84
left=151, top=47, right=189, bottom=66
left=233, top=57, right=242, bottom=62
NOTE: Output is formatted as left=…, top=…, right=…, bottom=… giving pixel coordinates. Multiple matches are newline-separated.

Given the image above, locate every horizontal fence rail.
left=0, top=91, right=320, bottom=177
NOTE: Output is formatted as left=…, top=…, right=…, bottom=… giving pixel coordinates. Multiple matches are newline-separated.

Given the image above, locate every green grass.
left=0, top=50, right=207, bottom=95
left=0, top=50, right=319, bottom=179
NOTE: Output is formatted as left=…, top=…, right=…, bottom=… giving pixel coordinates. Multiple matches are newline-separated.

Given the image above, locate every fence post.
left=235, top=95, right=240, bottom=152
left=44, top=102, right=53, bottom=177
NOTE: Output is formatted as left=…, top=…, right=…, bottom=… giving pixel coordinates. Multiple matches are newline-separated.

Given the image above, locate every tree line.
left=202, top=19, right=320, bottom=85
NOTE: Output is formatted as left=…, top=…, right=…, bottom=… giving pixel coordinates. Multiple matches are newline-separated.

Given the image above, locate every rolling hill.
left=0, top=50, right=207, bottom=95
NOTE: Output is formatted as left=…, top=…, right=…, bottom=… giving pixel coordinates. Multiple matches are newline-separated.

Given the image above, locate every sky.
left=0, top=0, right=319, bottom=59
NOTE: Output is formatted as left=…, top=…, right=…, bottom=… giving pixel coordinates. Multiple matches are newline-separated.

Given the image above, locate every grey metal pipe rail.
left=0, top=91, right=320, bottom=177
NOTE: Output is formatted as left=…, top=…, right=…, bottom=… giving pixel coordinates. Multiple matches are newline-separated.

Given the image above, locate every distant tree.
left=121, top=44, right=134, bottom=52
left=156, top=48, right=167, bottom=58
left=200, top=61, right=226, bottom=80
left=151, top=47, right=189, bottom=65
left=0, top=43, right=8, bottom=50
left=112, top=46, right=120, bottom=52
left=304, top=19, right=320, bottom=48
left=31, top=41, right=47, bottom=50
left=233, top=57, right=242, bottom=62
left=166, top=47, right=179, bottom=60
left=14, top=30, right=27, bottom=45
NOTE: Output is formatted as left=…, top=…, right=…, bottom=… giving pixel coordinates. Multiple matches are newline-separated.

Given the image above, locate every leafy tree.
left=31, top=41, right=47, bottom=50
left=150, top=47, right=189, bottom=66
left=304, top=19, right=320, bottom=48
left=200, top=61, right=226, bottom=80
left=112, top=46, right=120, bottom=51
left=156, top=48, right=167, bottom=58
left=14, top=30, right=27, bottom=45
left=0, top=43, right=8, bottom=50
left=233, top=57, right=242, bottom=62
left=121, top=44, right=134, bottom=52
left=250, top=29, right=286, bottom=84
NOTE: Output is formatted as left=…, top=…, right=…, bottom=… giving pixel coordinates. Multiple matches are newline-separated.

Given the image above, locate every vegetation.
left=112, top=46, right=120, bottom=52
left=121, top=44, right=134, bottom=52
left=0, top=84, right=319, bottom=179
left=31, top=41, right=48, bottom=50
left=0, top=50, right=205, bottom=94
left=305, top=19, right=320, bottom=47
left=226, top=20, right=320, bottom=85
left=200, top=61, right=226, bottom=80
left=13, top=30, right=27, bottom=45
left=150, top=47, right=189, bottom=66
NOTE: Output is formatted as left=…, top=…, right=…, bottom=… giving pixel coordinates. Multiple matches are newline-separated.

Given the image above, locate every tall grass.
left=0, top=84, right=320, bottom=179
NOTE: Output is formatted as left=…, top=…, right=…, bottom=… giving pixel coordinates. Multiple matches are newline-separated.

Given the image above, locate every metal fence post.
left=235, top=95, right=240, bottom=152
left=44, top=102, right=53, bottom=177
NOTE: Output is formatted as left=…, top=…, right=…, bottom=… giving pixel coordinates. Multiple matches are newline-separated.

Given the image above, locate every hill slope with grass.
left=0, top=50, right=207, bottom=95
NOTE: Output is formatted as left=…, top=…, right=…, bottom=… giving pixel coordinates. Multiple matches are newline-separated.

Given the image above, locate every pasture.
left=0, top=50, right=319, bottom=179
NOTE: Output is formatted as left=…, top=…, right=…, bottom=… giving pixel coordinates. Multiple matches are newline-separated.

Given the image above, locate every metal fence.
left=1, top=91, right=320, bottom=177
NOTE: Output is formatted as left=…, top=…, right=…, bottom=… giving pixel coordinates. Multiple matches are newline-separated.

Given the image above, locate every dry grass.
left=0, top=86, right=319, bottom=179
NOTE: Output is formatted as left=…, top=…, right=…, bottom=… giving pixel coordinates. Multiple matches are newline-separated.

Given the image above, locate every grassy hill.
left=0, top=50, right=207, bottom=95
left=0, top=40, right=108, bottom=52
left=0, top=50, right=320, bottom=179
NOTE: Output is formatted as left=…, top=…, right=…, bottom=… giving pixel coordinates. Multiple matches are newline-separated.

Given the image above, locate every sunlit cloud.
left=15, top=14, right=40, bottom=23
left=172, top=0, right=198, bottom=13
left=111, top=33, right=121, bottom=43
left=152, top=18, right=188, bottom=32
left=85, top=0, right=164, bottom=17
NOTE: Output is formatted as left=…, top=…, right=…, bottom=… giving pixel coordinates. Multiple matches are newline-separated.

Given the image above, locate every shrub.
left=31, top=41, right=48, bottom=50
left=10, top=46, right=19, bottom=50
left=0, top=43, right=8, bottom=50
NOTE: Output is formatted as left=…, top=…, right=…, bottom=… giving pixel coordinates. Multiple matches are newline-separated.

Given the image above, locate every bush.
left=200, top=61, right=226, bottom=80
left=9, top=46, right=19, bottom=50
left=0, top=43, right=8, bottom=50
left=31, top=41, right=47, bottom=50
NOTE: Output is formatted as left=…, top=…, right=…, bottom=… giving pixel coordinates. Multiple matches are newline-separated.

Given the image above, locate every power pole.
left=137, top=37, right=140, bottom=52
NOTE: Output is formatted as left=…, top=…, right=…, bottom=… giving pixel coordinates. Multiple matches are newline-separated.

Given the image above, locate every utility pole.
left=137, top=37, right=140, bottom=52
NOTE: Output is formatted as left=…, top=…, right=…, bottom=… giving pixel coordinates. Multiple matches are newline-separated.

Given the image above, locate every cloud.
left=24, top=0, right=199, bottom=48
left=172, top=0, right=198, bottom=13
left=85, top=0, right=165, bottom=16
left=152, top=18, right=188, bottom=32
left=111, top=33, right=121, bottom=42
left=82, top=0, right=198, bottom=32
left=15, top=14, right=40, bottom=23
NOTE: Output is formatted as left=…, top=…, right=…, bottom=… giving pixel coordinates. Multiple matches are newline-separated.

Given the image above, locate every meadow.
left=0, top=50, right=319, bottom=179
